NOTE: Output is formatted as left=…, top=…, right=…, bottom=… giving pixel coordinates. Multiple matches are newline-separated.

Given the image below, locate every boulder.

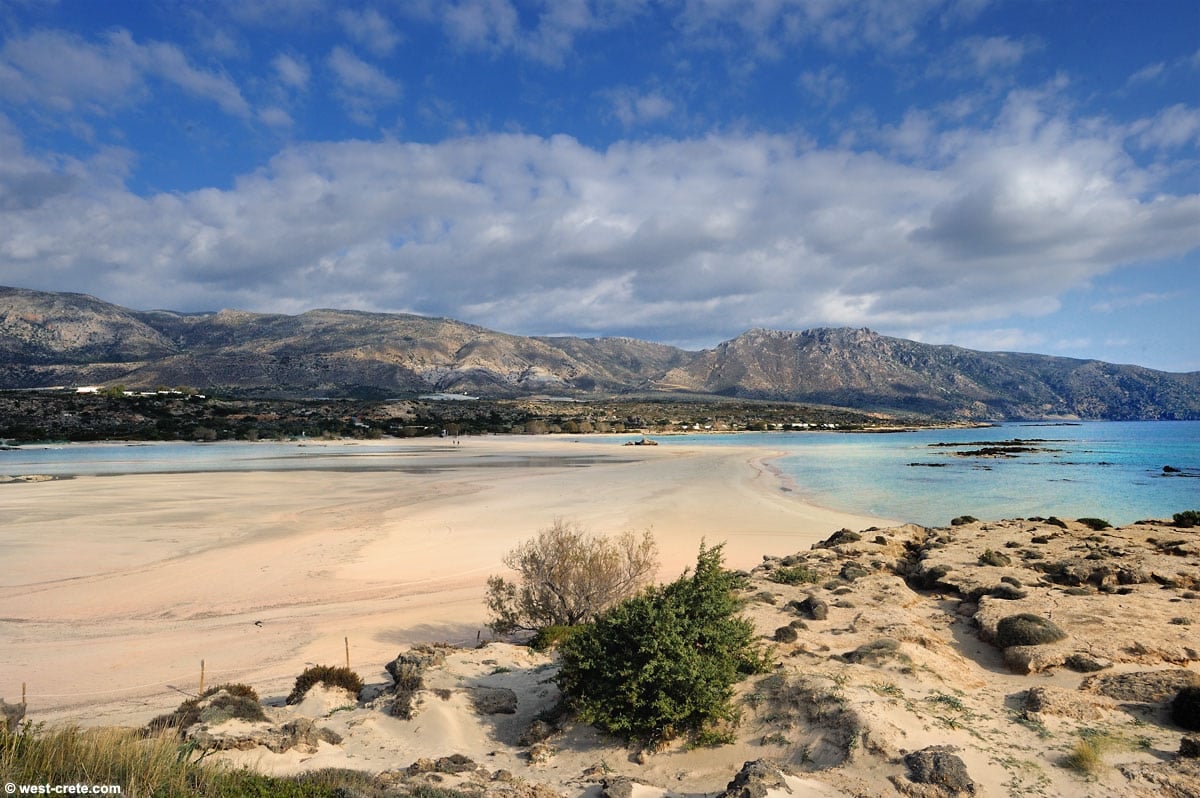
left=898, top=746, right=975, bottom=797
left=798, top=595, right=828, bottom=621
left=718, top=759, right=793, bottom=798
left=599, top=776, right=637, bottom=798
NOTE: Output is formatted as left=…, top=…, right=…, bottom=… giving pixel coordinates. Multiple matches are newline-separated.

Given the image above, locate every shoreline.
left=0, top=436, right=893, bottom=727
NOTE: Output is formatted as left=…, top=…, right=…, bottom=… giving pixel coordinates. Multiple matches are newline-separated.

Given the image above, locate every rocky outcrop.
left=893, top=746, right=975, bottom=797
left=186, top=717, right=342, bottom=754
left=718, top=759, right=794, bottom=798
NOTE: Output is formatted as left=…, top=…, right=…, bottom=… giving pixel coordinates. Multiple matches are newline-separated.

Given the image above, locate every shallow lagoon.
left=3, top=421, right=1197, bottom=527
left=651, top=421, right=1200, bottom=527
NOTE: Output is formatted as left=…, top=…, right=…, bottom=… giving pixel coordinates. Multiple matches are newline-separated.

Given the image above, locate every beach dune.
left=0, top=436, right=890, bottom=727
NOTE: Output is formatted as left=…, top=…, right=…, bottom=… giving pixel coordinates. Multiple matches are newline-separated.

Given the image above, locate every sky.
left=1, top=1, right=1198, bottom=372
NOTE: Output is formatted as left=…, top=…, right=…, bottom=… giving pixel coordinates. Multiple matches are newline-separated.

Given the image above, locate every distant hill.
left=1, top=286, right=1197, bottom=420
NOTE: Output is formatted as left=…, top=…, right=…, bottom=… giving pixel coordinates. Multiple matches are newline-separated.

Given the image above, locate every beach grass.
left=0, top=722, right=387, bottom=797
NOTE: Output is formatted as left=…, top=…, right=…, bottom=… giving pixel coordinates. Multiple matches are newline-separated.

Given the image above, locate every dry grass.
left=0, top=722, right=384, bottom=797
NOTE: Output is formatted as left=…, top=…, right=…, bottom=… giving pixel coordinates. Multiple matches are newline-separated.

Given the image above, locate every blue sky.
left=1, top=1, right=1198, bottom=371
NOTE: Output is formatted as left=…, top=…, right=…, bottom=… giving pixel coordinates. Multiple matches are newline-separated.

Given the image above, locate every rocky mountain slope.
left=2, top=286, right=1198, bottom=419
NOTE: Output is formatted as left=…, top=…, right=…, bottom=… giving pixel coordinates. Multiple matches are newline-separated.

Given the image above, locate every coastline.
left=0, top=435, right=893, bottom=727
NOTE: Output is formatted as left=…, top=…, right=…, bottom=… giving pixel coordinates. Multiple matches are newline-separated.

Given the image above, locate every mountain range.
left=1, top=286, right=1197, bottom=420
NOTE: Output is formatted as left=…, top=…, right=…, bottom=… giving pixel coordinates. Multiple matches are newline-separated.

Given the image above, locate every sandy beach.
left=0, top=435, right=889, bottom=727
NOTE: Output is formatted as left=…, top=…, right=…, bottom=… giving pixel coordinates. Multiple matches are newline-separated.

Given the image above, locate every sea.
left=654, top=421, right=1200, bottom=527
left=2, top=420, right=1197, bottom=528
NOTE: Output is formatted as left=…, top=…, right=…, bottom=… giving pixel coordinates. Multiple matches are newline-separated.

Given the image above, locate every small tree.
left=485, top=519, right=659, bottom=635
left=555, top=543, right=770, bottom=746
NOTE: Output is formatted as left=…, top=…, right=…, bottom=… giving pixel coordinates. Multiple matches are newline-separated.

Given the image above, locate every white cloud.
left=1, top=89, right=1197, bottom=345
left=961, top=35, right=1033, bottom=73
left=799, top=66, right=849, bottom=106
left=258, top=106, right=293, bottom=127
left=273, top=53, right=310, bottom=90
left=327, top=46, right=401, bottom=123
left=1132, top=104, right=1200, bottom=151
left=608, top=87, right=675, bottom=127
left=0, top=28, right=250, bottom=118
left=439, top=0, right=520, bottom=52
left=338, top=8, right=400, bottom=56
left=1127, top=62, right=1165, bottom=85
left=1090, top=292, right=1173, bottom=313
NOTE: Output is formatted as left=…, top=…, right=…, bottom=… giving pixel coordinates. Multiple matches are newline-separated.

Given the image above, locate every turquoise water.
left=4, top=422, right=1197, bottom=527
left=652, top=421, right=1200, bottom=527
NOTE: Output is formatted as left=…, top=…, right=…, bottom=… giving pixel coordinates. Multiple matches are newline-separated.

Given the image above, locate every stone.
left=599, top=776, right=636, bottom=798
left=902, top=746, right=975, bottom=796
left=519, top=719, right=556, bottom=746
left=799, top=594, right=828, bottom=621
left=528, top=743, right=555, bottom=764
left=1064, top=653, right=1111, bottom=673
left=185, top=717, right=333, bottom=754
left=718, top=759, right=792, bottom=798
left=471, top=686, right=518, bottom=715
left=1022, top=687, right=1112, bottom=721
left=1083, top=670, right=1200, bottom=703
left=840, top=561, right=871, bottom=582
left=1180, top=736, right=1200, bottom=759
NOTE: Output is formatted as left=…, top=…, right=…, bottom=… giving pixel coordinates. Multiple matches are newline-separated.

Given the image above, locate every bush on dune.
left=485, top=518, right=659, bottom=636
left=555, top=543, right=770, bottom=747
left=287, top=666, right=363, bottom=705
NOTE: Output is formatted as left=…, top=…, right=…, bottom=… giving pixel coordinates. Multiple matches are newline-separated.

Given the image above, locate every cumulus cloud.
left=2, top=88, right=1197, bottom=346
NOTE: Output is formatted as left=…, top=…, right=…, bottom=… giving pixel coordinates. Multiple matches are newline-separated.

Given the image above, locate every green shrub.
left=556, top=543, right=770, bottom=745
left=978, top=549, right=1011, bottom=567
left=529, top=624, right=585, bottom=652
left=286, top=666, right=363, bottom=705
left=1172, top=686, right=1200, bottom=731
left=994, top=614, right=1067, bottom=648
left=1077, top=517, right=1112, bottom=531
left=770, top=565, right=821, bottom=585
left=773, top=625, right=799, bottom=643
left=1045, top=517, right=1068, bottom=529
left=1173, top=510, right=1200, bottom=528
left=951, top=515, right=978, bottom=526
left=989, top=584, right=1027, bottom=600
left=145, top=683, right=264, bottom=735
